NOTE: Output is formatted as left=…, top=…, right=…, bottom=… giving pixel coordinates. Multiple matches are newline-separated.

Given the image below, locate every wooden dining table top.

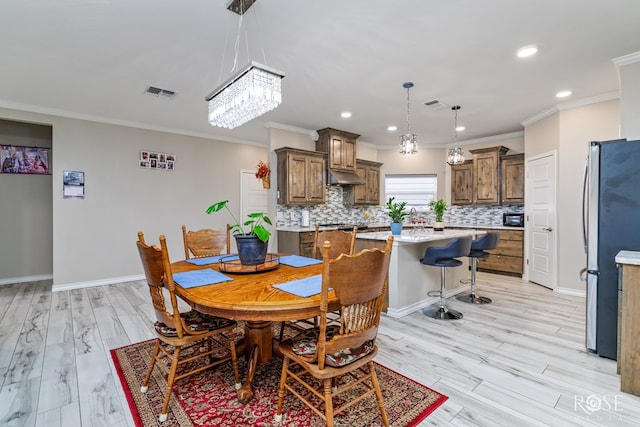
left=171, top=256, right=338, bottom=322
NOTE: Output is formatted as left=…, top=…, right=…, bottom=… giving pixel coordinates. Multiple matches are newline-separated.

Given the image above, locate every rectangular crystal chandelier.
left=206, top=61, right=285, bottom=129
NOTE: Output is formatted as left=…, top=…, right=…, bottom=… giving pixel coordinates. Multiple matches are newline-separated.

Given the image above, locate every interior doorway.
left=525, top=151, right=557, bottom=289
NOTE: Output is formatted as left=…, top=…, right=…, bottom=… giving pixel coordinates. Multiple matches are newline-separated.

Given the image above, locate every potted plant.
left=386, top=196, right=408, bottom=235
left=206, top=200, right=272, bottom=265
left=429, top=198, right=447, bottom=231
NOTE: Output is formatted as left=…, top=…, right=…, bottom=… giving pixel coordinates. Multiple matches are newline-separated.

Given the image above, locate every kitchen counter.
left=616, top=250, right=640, bottom=265
left=277, top=223, right=523, bottom=232
left=355, top=229, right=485, bottom=318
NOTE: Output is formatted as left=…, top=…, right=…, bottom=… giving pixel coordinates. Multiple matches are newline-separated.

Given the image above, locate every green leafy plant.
left=429, top=198, right=448, bottom=223
left=205, top=200, right=272, bottom=243
left=386, top=197, right=409, bottom=223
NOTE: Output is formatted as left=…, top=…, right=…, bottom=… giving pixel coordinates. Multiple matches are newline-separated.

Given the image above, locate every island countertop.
left=356, top=228, right=483, bottom=243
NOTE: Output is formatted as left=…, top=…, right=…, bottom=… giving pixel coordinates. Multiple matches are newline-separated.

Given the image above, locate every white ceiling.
left=1, top=0, right=639, bottom=149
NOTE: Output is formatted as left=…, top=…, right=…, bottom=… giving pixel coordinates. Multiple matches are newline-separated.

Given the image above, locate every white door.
left=240, top=169, right=268, bottom=224
left=526, top=151, right=557, bottom=289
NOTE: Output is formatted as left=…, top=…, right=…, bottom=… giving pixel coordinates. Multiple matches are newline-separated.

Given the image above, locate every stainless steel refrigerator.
left=583, top=138, right=640, bottom=360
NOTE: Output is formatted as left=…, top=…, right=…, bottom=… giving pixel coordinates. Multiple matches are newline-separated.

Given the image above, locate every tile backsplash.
left=276, top=186, right=524, bottom=227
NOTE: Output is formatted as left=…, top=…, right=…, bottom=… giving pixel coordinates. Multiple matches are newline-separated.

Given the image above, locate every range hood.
left=327, top=169, right=364, bottom=186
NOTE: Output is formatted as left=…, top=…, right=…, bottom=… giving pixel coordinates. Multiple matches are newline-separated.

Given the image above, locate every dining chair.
left=311, top=224, right=357, bottom=259
left=274, top=236, right=394, bottom=427
left=181, top=224, right=231, bottom=259
left=136, top=231, right=240, bottom=422
left=280, top=225, right=358, bottom=340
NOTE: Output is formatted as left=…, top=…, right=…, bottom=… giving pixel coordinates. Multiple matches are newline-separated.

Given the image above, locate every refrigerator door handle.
left=582, top=157, right=588, bottom=253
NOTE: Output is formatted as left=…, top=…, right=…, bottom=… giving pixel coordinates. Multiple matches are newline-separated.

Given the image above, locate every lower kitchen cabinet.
left=476, top=228, right=524, bottom=276
left=278, top=230, right=316, bottom=257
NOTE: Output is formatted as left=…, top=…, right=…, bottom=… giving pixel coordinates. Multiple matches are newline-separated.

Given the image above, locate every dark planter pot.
left=234, top=234, right=268, bottom=266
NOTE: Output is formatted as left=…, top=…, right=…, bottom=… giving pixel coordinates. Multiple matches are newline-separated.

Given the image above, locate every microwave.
left=503, top=213, right=524, bottom=227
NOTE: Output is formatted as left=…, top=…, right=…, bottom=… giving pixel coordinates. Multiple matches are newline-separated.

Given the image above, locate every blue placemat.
left=173, top=269, right=233, bottom=289
left=279, top=255, right=322, bottom=268
left=186, top=255, right=239, bottom=265
left=273, top=275, right=324, bottom=297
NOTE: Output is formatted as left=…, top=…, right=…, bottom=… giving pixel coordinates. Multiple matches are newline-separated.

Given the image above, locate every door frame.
left=523, top=150, right=558, bottom=290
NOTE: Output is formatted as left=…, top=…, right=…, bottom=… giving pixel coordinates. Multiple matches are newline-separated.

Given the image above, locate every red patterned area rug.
left=111, top=336, right=447, bottom=427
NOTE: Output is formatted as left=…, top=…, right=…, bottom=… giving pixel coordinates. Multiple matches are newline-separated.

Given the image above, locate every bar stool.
left=456, top=232, right=500, bottom=304
left=420, top=236, right=472, bottom=320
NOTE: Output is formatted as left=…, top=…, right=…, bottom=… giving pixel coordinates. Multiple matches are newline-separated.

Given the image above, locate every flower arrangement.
left=429, top=198, right=448, bottom=223
left=255, top=161, right=270, bottom=179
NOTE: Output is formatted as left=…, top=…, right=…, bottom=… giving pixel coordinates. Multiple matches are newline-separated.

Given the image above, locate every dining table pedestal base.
left=237, top=320, right=274, bottom=404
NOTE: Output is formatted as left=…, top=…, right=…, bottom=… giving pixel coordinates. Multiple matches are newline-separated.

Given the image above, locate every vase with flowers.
left=255, top=160, right=270, bottom=189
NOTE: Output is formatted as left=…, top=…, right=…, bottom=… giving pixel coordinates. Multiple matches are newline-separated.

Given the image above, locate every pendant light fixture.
left=447, top=105, right=465, bottom=165
left=205, top=0, right=285, bottom=129
left=399, top=82, right=418, bottom=155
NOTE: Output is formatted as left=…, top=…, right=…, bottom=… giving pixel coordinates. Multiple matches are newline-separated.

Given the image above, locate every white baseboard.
left=0, top=274, right=53, bottom=286
left=52, top=274, right=145, bottom=292
left=555, top=287, right=586, bottom=298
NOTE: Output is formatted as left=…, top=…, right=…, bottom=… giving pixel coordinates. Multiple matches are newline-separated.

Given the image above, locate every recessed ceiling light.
left=387, top=125, right=397, bottom=132
left=516, top=45, right=538, bottom=58
left=340, top=111, right=352, bottom=118
left=556, top=90, right=572, bottom=98
left=455, top=126, right=465, bottom=132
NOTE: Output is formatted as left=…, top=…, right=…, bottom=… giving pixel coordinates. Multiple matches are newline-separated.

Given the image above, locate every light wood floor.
left=1, top=273, right=640, bottom=426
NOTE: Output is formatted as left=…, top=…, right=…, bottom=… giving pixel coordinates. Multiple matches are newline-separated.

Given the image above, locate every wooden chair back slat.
left=311, top=225, right=357, bottom=259
left=182, top=224, right=231, bottom=259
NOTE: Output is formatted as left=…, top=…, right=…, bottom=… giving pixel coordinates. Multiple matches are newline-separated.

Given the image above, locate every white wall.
left=0, top=107, right=266, bottom=290
left=524, top=100, right=620, bottom=294
left=618, top=55, right=640, bottom=140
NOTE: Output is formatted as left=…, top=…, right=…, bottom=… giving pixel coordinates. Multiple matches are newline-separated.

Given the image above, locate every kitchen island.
left=356, top=229, right=484, bottom=318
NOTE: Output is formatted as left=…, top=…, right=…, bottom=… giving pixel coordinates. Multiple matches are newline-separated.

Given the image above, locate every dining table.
left=170, top=254, right=338, bottom=404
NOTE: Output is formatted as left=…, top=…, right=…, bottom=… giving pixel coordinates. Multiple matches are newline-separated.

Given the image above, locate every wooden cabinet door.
left=470, top=146, right=508, bottom=205
left=307, top=155, right=326, bottom=203
left=366, top=166, right=380, bottom=204
left=501, top=154, right=525, bottom=204
left=353, top=165, right=368, bottom=204
left=287, top=153, right=309, bottom=204
left=450, top=161, right=473, bottom=205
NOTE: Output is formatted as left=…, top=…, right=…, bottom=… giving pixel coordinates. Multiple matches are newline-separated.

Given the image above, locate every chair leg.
left=323, top=378, right=334, bottom=427
left=456, top=257, right=492, bottom=304
left=159, top=346, right=182, bottom=422
left=228, top=336, right=241, bottom=389
left=422, top=267, right=463, bottom=320
left=274, top=356, right=290, bottom=423
left=140, top=339, right=161, bottom=393
left=369, top=361, right=389, bottom=427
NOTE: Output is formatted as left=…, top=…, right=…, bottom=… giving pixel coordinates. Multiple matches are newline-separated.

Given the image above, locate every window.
left=385, top=174, right=437, bottom=210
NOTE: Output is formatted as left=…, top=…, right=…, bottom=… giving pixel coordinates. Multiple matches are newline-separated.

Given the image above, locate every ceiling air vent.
left=145, top=86, right=176, bottom=99
left=423, top=99, right=447, bottom=110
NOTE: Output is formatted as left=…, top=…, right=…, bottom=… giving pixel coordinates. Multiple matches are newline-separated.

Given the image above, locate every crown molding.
left=613, top=51, right=640, bottom=67
left=264, top=121, right=317, bottom=139
left=520, top=92, right=619, bottom=127
left=0, top=99, right=265, bottom=148
left=444, top=131, right=524, bottom=148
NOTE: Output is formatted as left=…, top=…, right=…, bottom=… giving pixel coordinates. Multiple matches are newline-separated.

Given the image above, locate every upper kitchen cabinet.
left=316, top=128, right=359, bottom=173
left=501, top=153, right=525, bottom=205
left=450, top=160, right=473, bottom=205
left=344, top=159, right=383, bottom=205
left=275, top=147, right=326, bottom=205
left=470, top=146, right=509, bottom=205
